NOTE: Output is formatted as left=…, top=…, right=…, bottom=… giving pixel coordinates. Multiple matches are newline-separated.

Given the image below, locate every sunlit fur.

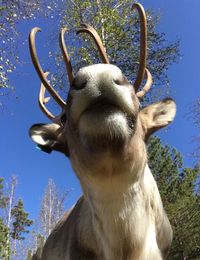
left=30, top=64, right=176, bottom=260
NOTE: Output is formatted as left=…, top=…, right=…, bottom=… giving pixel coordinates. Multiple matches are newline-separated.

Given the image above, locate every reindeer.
left=29, top=3, right=174, bottom=260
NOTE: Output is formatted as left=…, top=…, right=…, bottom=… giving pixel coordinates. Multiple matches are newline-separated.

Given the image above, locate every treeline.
left=148, top=137, right=200, bottom=259
left=0, top=177, right=68, bottom=259
left=0, top=176, right=33, bottom=259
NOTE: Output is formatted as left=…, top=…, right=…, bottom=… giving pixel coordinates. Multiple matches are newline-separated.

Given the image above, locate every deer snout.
left=69, top=64, right=139, bottom=125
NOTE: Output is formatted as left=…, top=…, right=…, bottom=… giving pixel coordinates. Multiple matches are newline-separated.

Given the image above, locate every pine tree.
left=0, top=217, right=10, bottom=259
left=192, top=97, right=200, bottom=161
left=0, top=178, right=10, bottom=260
left=10, top=199, right=33, bottom=240
left=0, top=178, right=8, bottom=209
left=147, top=136, right=200, bottom=259
left=10, top=199, right=33, bottom=257
left=0, top=177, right=33, bottom=258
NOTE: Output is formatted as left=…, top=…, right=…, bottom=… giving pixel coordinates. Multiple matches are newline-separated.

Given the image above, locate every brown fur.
left=30, top=64, right=176, bottom=260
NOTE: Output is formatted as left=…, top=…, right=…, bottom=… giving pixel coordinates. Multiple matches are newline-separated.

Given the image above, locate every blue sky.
left=1, top=0, right=200, bottom=221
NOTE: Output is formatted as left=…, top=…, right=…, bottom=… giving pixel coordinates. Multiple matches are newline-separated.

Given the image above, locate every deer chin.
left=77, top=103, right=135, bottom=152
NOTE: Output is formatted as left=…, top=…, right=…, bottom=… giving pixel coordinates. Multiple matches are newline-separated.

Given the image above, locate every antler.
left=59, top=24, right=109, bottom=84
left=38, top=72, right=56, bottom=120
left=132, top=3, right=153, bottom=98
left=60, top=28, right=75, bottom=85
left=136, top=68, right=153, bottom=98
left=29, top=27, right=66, bottom=110
left=132, top=3, right=147, bottom=91
left=30, top=2, right=152, bottom=118
left=77, top=23, right=110, bottom=64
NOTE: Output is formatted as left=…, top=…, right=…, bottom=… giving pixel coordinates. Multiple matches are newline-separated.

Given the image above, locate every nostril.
left=113, top=76, right=130, bottom=86
left=113, top=79, right=122, bottom=85
left=72, top=79, right=87, bottom=90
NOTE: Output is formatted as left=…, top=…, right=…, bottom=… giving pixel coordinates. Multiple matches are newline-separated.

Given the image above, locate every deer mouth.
left=77, top=97, right=136, bottom=141
left=83, top=98, right=135, bottom=129
left=84, top=98, right=120, bottom=114
left=76, top=97, right=136, bottom=152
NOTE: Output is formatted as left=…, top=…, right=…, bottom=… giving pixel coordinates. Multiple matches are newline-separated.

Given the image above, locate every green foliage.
left=147, top=136, right=200, bottom=259
left=0, top=0, right=40, bottom=90
left=0, top=218, right=10, bottom=259
left=54, top=0, right=180, bottom=102
left=0, top=177, right=34, bottom=258
left=0, top=178, right=10, bottom=259
left=0, top=0, right=179, bottom=108
left=10, top=199, right=33, bottom=241
left=0, top=178, right=8, bottom=208
left=192, top=98, right=200, bottom=161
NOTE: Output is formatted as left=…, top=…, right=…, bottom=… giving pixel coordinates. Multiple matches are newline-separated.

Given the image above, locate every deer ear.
left=29, top=123, right=69, bottom=155
left=139, top=98, right=176, bottom=140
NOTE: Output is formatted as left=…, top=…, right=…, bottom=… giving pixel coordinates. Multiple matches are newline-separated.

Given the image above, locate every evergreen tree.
left=192, top=97, right=200, bottom=161
left=0, top=214, right=10, bottom=259
left=0, top=178, right=8, bottom=209
left=10, top=199, right=33, bottom=241
left=147, top=136, right=200, bottom=259
left=0, top=177, right=33, bottom=258
left=0, top=178, right=10, bottom=259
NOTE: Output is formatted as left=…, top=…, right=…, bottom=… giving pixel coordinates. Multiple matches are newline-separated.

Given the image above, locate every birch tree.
left=39, top=179, right=68, bottom=238
left=0, top=0, right=62, bottom=109
left=46, top=0, right=180, bottom=103
left=0, top=0, right=39, bottom=95
left=0, top=177, right=33, bottom=259
left=3, top=175, right=18, bottom=259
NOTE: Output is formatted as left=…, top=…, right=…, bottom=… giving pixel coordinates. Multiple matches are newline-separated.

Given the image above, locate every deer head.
left=29, top=3, right=176, bottom=191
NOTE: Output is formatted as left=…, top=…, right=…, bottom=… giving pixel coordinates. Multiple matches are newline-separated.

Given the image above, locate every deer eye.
left=60, top=114, right=67, bottom=125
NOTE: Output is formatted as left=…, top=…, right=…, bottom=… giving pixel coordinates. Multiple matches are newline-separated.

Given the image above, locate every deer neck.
left=69, top=126, right=151, bottom=258
left=82, top=163, right=155, bottom=260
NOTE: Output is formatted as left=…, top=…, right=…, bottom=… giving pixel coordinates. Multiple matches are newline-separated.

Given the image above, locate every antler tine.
left=38, top=72, right=55, bottom=120
left=132, top=3, right=147, bottom=92
left=136, top=68, right=153, bottom=98
left=59, top=28, right=75, bottom=86
left=77, top=23, right=110, bottom=64
left=29, top=27, right=66, bottom=109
